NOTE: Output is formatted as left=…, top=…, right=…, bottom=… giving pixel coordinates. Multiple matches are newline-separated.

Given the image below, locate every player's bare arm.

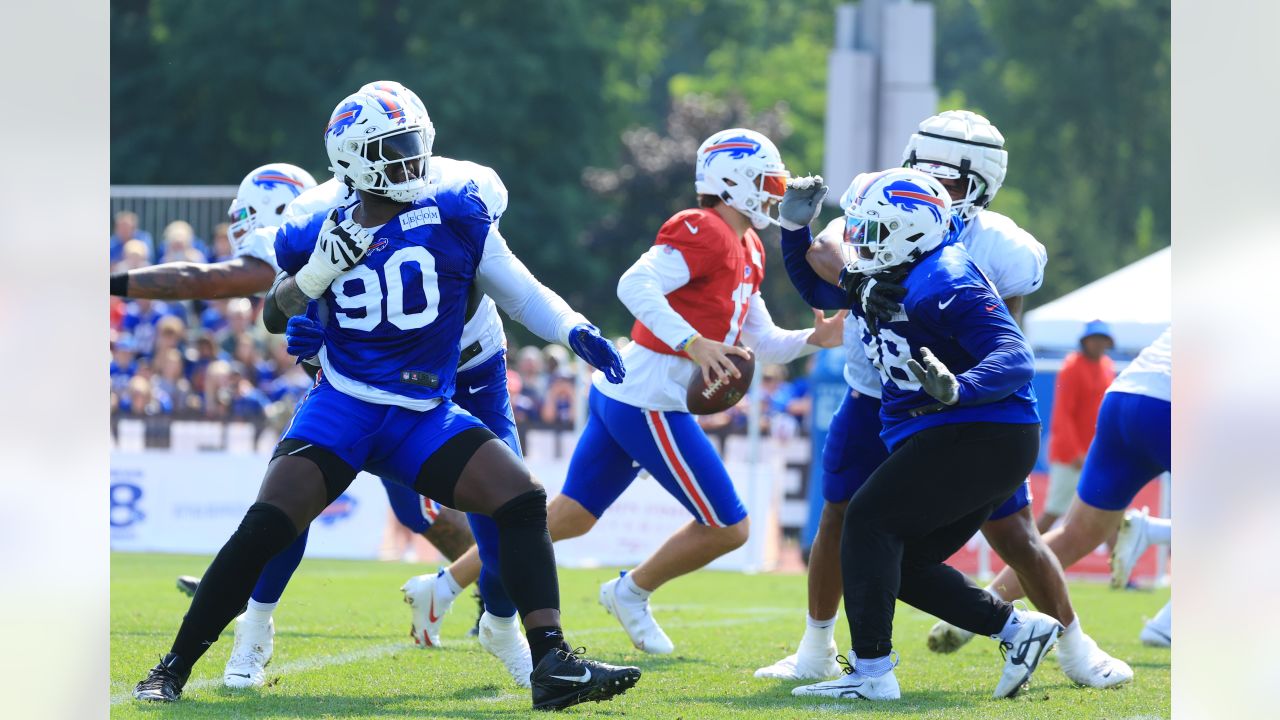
left=804, top=224, right=846, bottom=286
left=263, top=273, right=309, bottom=334
left=806, top=308, right=848, bottom=347
left=112, top=256, right=277, bottom=300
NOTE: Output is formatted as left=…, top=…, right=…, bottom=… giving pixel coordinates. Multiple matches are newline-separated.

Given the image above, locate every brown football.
left=685, top=351, right=756, bottom=415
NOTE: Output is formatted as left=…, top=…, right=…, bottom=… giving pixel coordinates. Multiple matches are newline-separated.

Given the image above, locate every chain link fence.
left=111, top=185, right=238, bottom=256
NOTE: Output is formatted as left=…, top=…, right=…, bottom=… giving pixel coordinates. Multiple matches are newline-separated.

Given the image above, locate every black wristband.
left=110, top=271, right=129, bottom=297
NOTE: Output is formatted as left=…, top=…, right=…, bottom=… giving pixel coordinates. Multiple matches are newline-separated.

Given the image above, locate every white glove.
left=295, top=209, right=375, bottom=299
left=778, top=175, right=828, bottom=231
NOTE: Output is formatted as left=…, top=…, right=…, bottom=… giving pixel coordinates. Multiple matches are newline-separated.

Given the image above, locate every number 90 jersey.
left=275, top=183, right=493, bottom=411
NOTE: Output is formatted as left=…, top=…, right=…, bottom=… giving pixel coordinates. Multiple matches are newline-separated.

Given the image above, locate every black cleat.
left=466, top=589, right=483, bottom=638
left=175, top=575, right=200, bottom=597
left=530, top=646, right=641, bottom=711
left=133, top=653, right=189, bottom=702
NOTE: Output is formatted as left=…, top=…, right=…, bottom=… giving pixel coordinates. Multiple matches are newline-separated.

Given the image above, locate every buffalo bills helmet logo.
left=251, top=172, right=306, bottom=197
left=882, top=180, right=945, bottom=222
left=702, top=135, right=762, bottom=166
left=326, top=101, right=362, bottom=138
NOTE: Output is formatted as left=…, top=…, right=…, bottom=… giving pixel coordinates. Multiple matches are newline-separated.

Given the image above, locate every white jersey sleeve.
left=284, top=178, right=352, bottom=222
left=476, top=226, right=588, bottom=346
left=615, top=245, right=697, bottom=350
left=960, top=211, right=1047, bottom=299
left=740, top=293, right=816, bottom=364
left=231, top=227, right=281, bottom=273
left=1109, top=326, right=1171, bottom=402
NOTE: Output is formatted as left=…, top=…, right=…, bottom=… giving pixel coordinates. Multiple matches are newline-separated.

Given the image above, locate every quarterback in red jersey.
left=547, top=129, right=845, bottom=654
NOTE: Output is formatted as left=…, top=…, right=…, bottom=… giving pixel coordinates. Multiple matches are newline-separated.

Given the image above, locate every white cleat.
left=791, top=658, right=901, bottom=701
left=401, top=571, right=453, bottom=648
left=598, top=576, right=674, bottom=655
left=1111, top=506, right=1151, bottom=589
left=1139, top=602, right=1171, bottom=647
left=1057, top=632, right=1134, bottom=688
left=926, top=619, right=975, bottom=653
left=223, top=614, right=273, bottom=689
left=478, top=611, right=533, bottom=689
left=754, top=646, right=842, bottom=680
left=994, top=611, right=1063, bottom=699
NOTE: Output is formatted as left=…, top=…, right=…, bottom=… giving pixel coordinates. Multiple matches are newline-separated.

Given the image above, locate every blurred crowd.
left=109, top=211, right=813, bottom=438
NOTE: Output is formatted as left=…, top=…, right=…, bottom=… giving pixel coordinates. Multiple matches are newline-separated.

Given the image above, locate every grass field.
left=111, top=552, right=1170, bottom=719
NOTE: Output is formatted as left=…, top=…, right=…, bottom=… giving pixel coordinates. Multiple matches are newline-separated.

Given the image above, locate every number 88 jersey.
left=858, top=242, right=1039, bottom=451
left=274, top=182, right=493, bottom=411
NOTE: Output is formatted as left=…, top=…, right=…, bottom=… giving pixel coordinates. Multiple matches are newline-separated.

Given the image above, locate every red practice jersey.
left=631, top=208, right=765, bottom=356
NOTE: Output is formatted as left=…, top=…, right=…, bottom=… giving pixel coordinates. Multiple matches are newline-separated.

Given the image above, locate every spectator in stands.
left=120, top=298, right=181, bottom=358
left=160, top=220, right=207, bottom=264
left=201, top=298, right=229, bottom=334
left=120, top=375, right=169, bottom=416
left=543, top=343, right=571, bottom=376
left=114, top=238, right=153, bottom=273
left=151, top=314, right=187, bottom=361
left=110, top=333, right=139, bottom=393
left=515, top=345, right=546, bottom=412
left=227, top=362, right=269, bottom=420
left=218, top=298, right=255, bottom=356
left=232, top=334, right=270, bottom=385
left=1038, top=319, right=1117, bottom=532
left=210, top=222, right=232, bottom=262
left=201, top=360, right=233, bottom=419
left=110, top=210, right=153, bottom=264
left=540, top=371, right=578, bottom=426
left=153, top=347, right=198, bottom=414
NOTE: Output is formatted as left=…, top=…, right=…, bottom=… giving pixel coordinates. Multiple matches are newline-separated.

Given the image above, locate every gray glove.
left=906, top=347, right=960, bottom=406
left=779, top=175, right=828, bottom=231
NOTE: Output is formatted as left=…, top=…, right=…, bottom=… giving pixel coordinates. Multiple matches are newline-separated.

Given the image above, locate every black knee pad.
left=492, top=487, right=548, bottom=529
left=231, top=502, right=299, bottom=556
left=415, top=427, right=500, bottom=508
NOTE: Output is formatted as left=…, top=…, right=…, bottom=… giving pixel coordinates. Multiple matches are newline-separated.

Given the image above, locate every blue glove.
left=285, top=301, right=324, bottom=361
left=568, top=323, right=626, bottom=384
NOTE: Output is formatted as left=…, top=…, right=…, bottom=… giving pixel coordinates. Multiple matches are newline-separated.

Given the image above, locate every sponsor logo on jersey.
left=683, top=219, right=700, bottom=234
left=317, top=493, right=358, bottom=526
left=326, top=101, right=363, bottom=137
left=400, top=206, right=441, bottom=231
left=251, top=172, right=306, bottom=197
left=702, top=135, right=762, bottom=165
left=883, top=180, right=945, bottom=222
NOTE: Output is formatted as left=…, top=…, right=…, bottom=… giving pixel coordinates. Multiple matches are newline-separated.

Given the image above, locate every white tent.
left=1024, top=247, right=1170, bottom=355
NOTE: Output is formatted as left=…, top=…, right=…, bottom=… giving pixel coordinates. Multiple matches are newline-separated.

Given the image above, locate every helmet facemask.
left=343, top=127, right=431, bottom=203
left=719, top=167, right=789, bottom=229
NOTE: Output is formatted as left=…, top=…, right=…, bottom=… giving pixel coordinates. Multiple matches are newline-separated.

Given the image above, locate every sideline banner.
left=110, top=451, right=783, bottom=571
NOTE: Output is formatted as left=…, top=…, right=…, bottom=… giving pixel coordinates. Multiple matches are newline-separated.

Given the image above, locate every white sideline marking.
left=111, top=611, right=795, bottom=705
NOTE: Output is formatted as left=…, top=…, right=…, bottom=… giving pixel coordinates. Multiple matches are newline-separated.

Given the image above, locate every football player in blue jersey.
left=132, top=89, right=641, bottom=711
left=757, top=112, right=1129, bottom=691
left=775, top=169, right=1064, bottom=702
left=111, top=158, right=484, bottom=685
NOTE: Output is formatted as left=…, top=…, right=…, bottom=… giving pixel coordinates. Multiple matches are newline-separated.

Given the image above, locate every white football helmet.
left=324, top=90, right=433, bottom=202
left=695, top=128, right=789, bottom=229
left=227, top=163, right=317, bottom=242
left=358, top=80, right=430, bottom=125
left=839, top=168, right=953, bottom=275
left=902, top=110, right=1007, bottom=220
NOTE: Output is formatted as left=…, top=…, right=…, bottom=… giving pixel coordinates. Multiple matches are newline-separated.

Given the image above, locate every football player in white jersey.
left=986, top=326, right=1173, bottom=647
left=756, top=111, right=1131, bottom=689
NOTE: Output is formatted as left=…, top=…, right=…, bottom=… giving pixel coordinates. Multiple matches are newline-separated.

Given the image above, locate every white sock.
left=1056, top=617, right=1086, bottom=658
left=984, top=584, right=1006, bottom=602
left=996, top=607, right=1028, bottom=644
left=1147, top=599, right=1171, bottom=633
left=436, top=568, right=462, bottom=604
left=619, top=572, right=651, bottom=602
left=244, top=599, right=276, bottom=623
left=799, top=614, right=838, bottom=653
left=1146, top=516, right=1171, bottom=545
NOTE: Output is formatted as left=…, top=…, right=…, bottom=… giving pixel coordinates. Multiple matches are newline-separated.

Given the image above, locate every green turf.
left=110, top=552, right=1170, bottom=718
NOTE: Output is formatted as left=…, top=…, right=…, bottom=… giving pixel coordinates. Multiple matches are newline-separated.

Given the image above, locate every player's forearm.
left=110, top=258, right=275, bottom=300
left=263, top=273, right=309, bottom=334
left=477, top=227, right=588, bottom=344
left=740, top=294, right=818, bottom=363
left=805, top=232, right=846, bottom=286
left=780, top=226, right=849, bottom=311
